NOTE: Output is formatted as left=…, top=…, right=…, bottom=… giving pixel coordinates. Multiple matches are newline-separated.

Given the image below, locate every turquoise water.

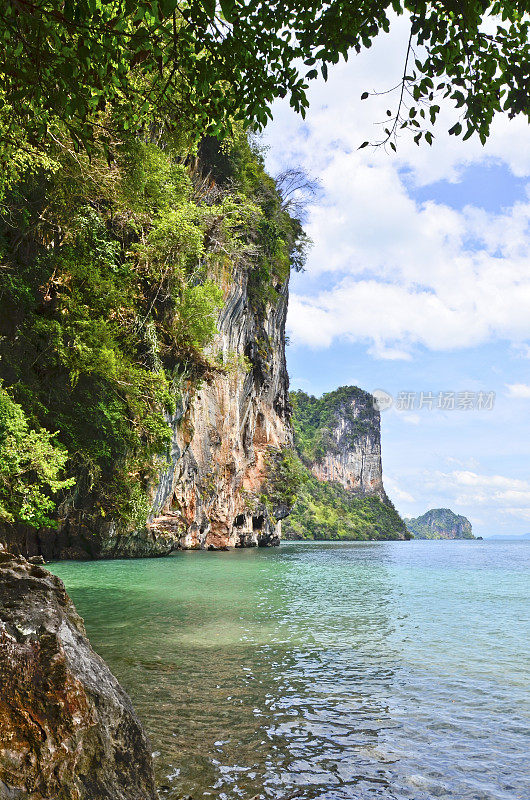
left=50, top=540, right=529, bottom=800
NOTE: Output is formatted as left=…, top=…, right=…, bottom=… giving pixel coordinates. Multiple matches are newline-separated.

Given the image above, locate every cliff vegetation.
left=284, top=388, right=408, bottom=541
left=284, top=475, right=409, bottom=541
left=0, top=126, right=306, bottom=542
left=291, top=387, right=374, bottom=464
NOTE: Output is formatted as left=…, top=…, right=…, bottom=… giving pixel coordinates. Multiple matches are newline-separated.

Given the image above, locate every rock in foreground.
left=0, top=552, right=157, bottom=800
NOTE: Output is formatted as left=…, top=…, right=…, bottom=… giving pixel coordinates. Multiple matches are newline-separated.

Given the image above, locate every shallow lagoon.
left=51, top=540, right=529, bottom=800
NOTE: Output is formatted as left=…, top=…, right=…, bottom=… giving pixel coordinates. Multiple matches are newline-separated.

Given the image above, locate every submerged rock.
left=26, top=555, right=45, bottom=565
left=0, top=552, right=157, bottom=799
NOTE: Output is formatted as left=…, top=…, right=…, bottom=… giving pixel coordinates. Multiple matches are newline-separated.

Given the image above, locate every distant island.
left=405, top=508, right=474, bottom=539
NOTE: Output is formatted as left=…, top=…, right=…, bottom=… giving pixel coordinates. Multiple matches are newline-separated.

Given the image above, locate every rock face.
left=0, top=551, right=158, bottom=800
left=0, top=264, right=292, bottom=559
left=142, top=266, right=292, bottom=552
left=294, top=386, right=389, bottom=501
left=406, top=508, right=474, bottom=539
left=284, top=387, right=408, bottom=541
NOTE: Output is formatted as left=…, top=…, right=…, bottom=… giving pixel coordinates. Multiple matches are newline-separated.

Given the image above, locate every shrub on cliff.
left=261, top=448, right=307, bottom=518
left=291, top=388, right=374, bottom=465
left=0, top=385, right=74, bottom=527
left=284, top=473, right=408, bottom=541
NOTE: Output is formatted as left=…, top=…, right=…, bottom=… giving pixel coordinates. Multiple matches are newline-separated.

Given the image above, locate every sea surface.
left=50, top=540, right=529, bottom=800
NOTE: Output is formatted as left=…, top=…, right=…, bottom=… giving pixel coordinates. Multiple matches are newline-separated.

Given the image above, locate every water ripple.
left=50, top=540, right=530, bottom=800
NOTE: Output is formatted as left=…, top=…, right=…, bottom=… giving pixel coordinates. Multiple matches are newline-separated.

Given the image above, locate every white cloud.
left=506, top=383, right=530, bottom=399
left=286, top=177, right=530, bottom=354
left=500, top=508, right=530, bottom=521
left=397, top=411, right=420, bottom=425
left=433, top=470, right=530, bottom=508
left=511, top=344, right=530, bottom=359
left=445, top=456, right=481, bottom=470
left=367, top=343, right=412, bottom=361
left=386, top=468, right=530, bottom=530
left=264, top=17, right=530, bottom=358
left=383, top=475, right=415, bottom=504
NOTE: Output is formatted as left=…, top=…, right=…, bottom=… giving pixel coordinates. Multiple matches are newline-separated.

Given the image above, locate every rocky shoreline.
left=0, top=551, right=158, bottom=799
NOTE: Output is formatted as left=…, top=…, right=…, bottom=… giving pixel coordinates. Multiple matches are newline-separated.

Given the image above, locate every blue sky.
left=263, top=17, right=530, bottom=538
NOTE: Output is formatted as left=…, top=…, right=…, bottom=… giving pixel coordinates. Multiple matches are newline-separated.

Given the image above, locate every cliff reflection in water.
left=50, top=540, right=529, bottom=800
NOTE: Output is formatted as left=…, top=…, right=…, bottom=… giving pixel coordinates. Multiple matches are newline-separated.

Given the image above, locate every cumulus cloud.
left=285, top=168, right=530, bottom=354
left=506, top=383, right=530, bottom=399
left=432, top=470, right=530, bottom=508
left=512, top=344, right=530, bottom=359
left=445, top=456, right=481, bottom=470
left=383, top=475, right=415, bottom=504
left=264, top=16, right=530, bottom=358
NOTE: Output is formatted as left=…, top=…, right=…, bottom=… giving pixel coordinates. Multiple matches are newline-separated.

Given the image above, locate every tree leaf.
left=201, top=0, right=216, bottom=18
left=219, top=0, right=235, bottom=21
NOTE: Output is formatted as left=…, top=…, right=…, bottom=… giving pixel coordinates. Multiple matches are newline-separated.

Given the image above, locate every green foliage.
left=0, top=384, right=74, bottom=527
left=176, top=281, right=224, bottom=352
left=406, top=508, right=474, bottom=539
left=283, top=467, right=409, bottom=541
left=214, top=349, right=252, bottom=376
left=261, top=448, right=307, bottom=518
left=0, top=0, right=527, bottom=173
left=286, top=386, right=408, bottom=540
left=198, top=136, right=306, bottom=311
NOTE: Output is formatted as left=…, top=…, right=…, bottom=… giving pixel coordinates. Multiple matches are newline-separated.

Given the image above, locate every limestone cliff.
left=284, top=386, right=408, bottom=540
left=0, top=263, right=292, bottom=559
left=406, top=508, right=474, bottom=539
left=133, top=264, right=292, bottom=553
left=0, top=131, right=301, bottom=560
left=0, top=551, right=158, bottom=799
left=299, top=386, right=388, bottom=501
